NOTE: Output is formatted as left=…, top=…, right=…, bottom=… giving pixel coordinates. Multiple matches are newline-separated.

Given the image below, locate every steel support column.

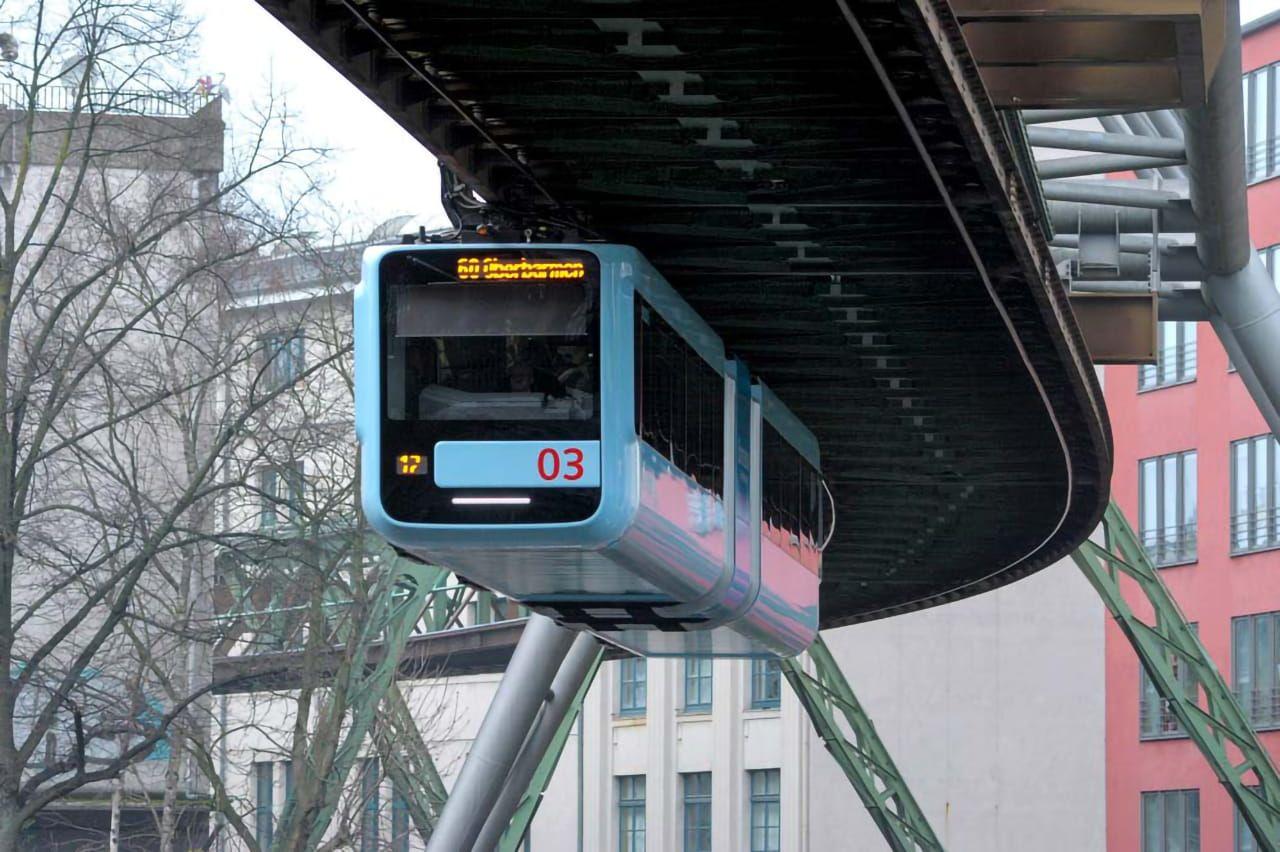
left=782, top=637, right=945, bottom=852
left=1072, top=502, right=1280, bottom=850
left=424, top=613, right=578, bottom=852
left=491, top=637, right=604, bottom=852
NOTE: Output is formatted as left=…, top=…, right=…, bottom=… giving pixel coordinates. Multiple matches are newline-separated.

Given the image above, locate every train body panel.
left=354, top=242, right=822, bottom=657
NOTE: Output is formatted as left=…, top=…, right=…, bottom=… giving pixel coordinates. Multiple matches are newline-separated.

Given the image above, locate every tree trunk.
left=160, top=739, right=181, bottom=852
left=109, top=775, right=123, bottom=852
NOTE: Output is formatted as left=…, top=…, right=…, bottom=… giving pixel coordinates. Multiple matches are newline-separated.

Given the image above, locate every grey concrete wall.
left=809, top=556, right=1107, bottom=852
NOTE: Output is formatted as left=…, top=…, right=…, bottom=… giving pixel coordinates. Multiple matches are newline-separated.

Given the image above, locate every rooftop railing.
left=0, top=82, right=213, bottom=117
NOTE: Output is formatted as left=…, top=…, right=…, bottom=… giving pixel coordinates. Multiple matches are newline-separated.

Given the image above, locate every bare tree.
left=0, top=1, right=348, bottom=848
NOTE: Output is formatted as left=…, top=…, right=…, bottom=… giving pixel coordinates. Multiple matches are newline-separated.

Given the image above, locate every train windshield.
left=385, top=253, right=599, bottom=424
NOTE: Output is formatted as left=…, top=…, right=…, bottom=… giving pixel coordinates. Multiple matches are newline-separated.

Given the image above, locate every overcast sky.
left=188, top=0, right=1280, bottom=236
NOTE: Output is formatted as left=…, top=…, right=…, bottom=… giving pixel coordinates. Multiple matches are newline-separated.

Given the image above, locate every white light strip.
left=451, top=496, right=531, bottom=506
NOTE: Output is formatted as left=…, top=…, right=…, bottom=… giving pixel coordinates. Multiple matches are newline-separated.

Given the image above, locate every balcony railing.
left=1138, top=340, right=1197, bottom=391
left=1247, top=138, right=1280, bottom=185
left=0, top=82, right=213, bottom=117
left=1236, top=687, right=1280, bottom=731
left=1139, top=695, right=1186, bottom=740
left=1231, top=508, right=1280, bottom=555
left=1141, top=522, right=1198, bottom=566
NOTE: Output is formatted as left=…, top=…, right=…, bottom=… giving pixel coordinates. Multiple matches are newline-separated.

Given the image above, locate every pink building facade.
left=1104, top=13, right=1280, bottom=850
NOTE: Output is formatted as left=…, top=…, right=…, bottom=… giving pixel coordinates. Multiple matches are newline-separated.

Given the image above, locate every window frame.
left=1233, top=611, right=1280, bottom=731
left=618, top=774, right=646, bottom=852
left=683, top=658, right=713, bottom=714
left=618, top=657, right=647, bottom=718
left=1140, top=788, right=1200, bottom=852
left=359, top=757, right=380, bottom=852
left=681, top=772, right=712, bottom=852
left=1138, top=321, right=1197, bottom=391
left=1138, top=450, right=1198, bottom=567
left=1245, top=61, right=1280, bottom=185
left=1138, top=624, right=1198, bottom=741
left=1230, top=434, right=1280, bottom=555
left=749, top=659, right=782, bottom=710
left=254, top=761, right=274, bottom=848
left=748, top=768, right=781, bottom=852
left=260, top=330, right=306, bottom=389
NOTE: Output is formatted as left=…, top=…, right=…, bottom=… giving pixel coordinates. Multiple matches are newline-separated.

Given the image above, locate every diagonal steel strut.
left=782, top=637, right=946, bottom=852
left=1073, top=501, right=1280, bottom=851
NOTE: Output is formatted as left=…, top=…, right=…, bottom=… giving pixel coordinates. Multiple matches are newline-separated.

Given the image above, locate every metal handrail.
left=0, top=82, right=212, bottom=117
left=1140, top=522, right=1198, bottom=566
left=1139, top=339, right=1198, bottom=389
left=1139, top=695, right=1186, bottom=739
left=1230, top=508, right=1280, bottom=553
left=1236, top=687, right=1280, bottom=729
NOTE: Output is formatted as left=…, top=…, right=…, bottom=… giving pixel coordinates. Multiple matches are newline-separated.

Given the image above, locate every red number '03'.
left=537, top=448, right=560, bottom=481
left=563, top=448, right=584, bottom=481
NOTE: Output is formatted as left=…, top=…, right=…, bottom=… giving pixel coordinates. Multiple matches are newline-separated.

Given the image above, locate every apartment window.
left=391, top=786, right=410, bottom=852
left=618, top=658, right=647, bottom=717
left=359, top=758, right=379, bottom=852
left=259, top=461, right=305, bottom=529
left=1261, top=244, right=1280, bottom=292
left=750, top=659, right=782, bottom=710
left=1237, top=794, right=1261, bottom=852
left=1139, top=624, right=1198, bottom=740
left=1233, top=611, right=1280, bottom=729
left=618, top=775, right=646, bottom=852
left=1139, top=322, right=1197, bottom=390
left=261, top=331, right=305, bottom=389
left=254, top=761, right=274, bottom=848
left=683, top=658, right=713, bottom=713
left=1141, top=789, right=1199, bottom=852
left=681, top=772, right=712, bottom=852
left=1245, top=61, right=1280, bottom=183
left=1139, top=450, right=1197, bottom=566
left=749, top=769, right=781, bottom=852
left=1231, top=435, right=1280, bottom=554
left=283, top=759, right=293, bottom=807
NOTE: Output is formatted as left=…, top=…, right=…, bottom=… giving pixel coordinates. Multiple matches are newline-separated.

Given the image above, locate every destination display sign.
left=455, top=255, right=589, bottom=282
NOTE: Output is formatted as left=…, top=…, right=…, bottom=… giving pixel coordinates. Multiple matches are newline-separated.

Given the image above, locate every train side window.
left=635, top=299, right=724, bottom=497
left=763, top=422, right=821, bottom=548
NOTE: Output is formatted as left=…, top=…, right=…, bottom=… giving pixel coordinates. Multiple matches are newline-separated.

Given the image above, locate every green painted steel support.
left=782, top=637, right=945, bottom=852
left=372, top=683, right=450, bottom=839
left=1073, top=501, right=1280, bottom=851
left=497, top=647, right=605, bottom=852
left=282, top=555, right=445, bottom=849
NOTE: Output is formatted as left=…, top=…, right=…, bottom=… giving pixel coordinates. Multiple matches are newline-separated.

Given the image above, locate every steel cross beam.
left=1072, top=502, right=1280, bottom=850
left=781, top=637, right=945, bottom=852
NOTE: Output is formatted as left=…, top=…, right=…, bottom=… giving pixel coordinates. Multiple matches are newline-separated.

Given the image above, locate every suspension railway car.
left=354, top=243, right=827, bottom=657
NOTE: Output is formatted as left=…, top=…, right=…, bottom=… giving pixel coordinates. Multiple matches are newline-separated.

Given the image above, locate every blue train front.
left=354, top=243, right=825, bottom=657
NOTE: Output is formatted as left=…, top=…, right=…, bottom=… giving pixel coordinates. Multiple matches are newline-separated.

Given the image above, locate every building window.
left=749, top=769, right=781, bottom=852
left=1231, top=435, right=1280, bottom=554
left=1237, top=793, right=1261, bottom=852
left=619, top=657, right=646, bottom=717
left=1245, top=61, right=1280, bottom=184
left=283, top=759, right=293, bottom=807
left=254, top=761, right=274, bottom=848
left=391, top=785, right=411, bottom=852
left=359, top=758, right=379, bottom=852
left=259, top=461, right=305, bottom=529
left=1141, top=789, right=1199, bottom=852
left=1139, top=450, right=1197, bottom=566
left=261, top=331, right=305, bottom=389
left=1233, top=611, right=1280, bottom=730
left=1139, top=322, right=1197, bottom=390
left=681, top=772, right=712, bottom=852
left=750, top=659, right=782, bottom=710
left=618, top=775, right=646, bottom=852
left=683, top=658, right=713, bottom=713
left=1139, top=624, right=1198, bottom=741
